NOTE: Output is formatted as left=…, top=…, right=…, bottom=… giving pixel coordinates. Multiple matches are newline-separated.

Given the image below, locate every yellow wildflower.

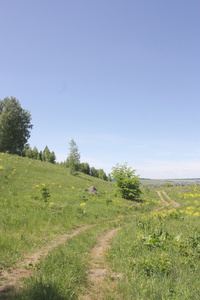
left=168, top=209, right=176, bottom=214
left=118, top=215, right=123, bottom=219
left=0, top=165, right=4, bottom=170
left=80, top=203, right=86, bottom=206
left=193, top=212, right=200, bottom=216
left=186, top=206, right=195, bottom=211
left=72, top=186, right=75, bottom=189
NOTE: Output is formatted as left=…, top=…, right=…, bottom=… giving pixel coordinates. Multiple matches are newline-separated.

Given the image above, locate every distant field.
left=140, top=178, right=200, bottom=187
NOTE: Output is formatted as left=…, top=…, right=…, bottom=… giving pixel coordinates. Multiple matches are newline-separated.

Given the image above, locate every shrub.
left=111, top=163, right=141, bottom=200
left=41, top=185, right=50, bottom=202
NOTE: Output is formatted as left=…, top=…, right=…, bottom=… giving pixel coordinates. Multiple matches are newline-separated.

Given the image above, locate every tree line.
left=60, top=139, right=111, bottom=181
left=0, top=97, right=109, bottom=181
left=0, top=97, right=142, bottom=197
left=23, top=145, right=56, bottom=163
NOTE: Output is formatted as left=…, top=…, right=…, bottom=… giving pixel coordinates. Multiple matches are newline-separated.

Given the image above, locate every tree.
left=49, top=151, right=56, bottom=164
left=68, top=139, right=80, bottom=175
left=80, top=162, right=90, bottom=175
left=42, top=146, right=56, bottom=163
left=111, top=163, right=141, bottom=200
left=25, top=145, right=33, bottom=158
left=38, top=150, right=43, bottom=161
left=32, top=146, right=39, bottom=160
left=0, top=97, right=33, bottom=154
left=107, top=173, right=112, bottom=182
left=98, top=169, right=107, bottom=181
left=42, top=146, right=51, bottom=162
left=90, top=167, right=99, bottom=178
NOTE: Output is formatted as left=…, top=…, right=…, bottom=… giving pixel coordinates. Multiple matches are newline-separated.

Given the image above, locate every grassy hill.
left=2, top=153, right=200, bottom=299
left=0, top=153, right=156, bottom=272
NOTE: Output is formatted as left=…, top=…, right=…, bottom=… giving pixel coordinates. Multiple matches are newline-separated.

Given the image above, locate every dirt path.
left=80, top=228, right=121, bottom=300
left=0, top=192, right=176, bottom=298
left=0, top=225, right=92, bottom=298
left=157, top=191, right=170, bottom=206
left=157, top=191, right=180, bottom=207
left=80, top=192, right=180, bottom=299
left=162, top=191, right=180, bottom=207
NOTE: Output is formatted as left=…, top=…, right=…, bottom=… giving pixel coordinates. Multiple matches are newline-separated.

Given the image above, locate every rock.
left=88, top=186, right=98, bottom=194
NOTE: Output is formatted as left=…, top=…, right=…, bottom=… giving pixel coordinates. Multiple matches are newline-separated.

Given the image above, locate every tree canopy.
left=0, top=97, right=33, bottom=154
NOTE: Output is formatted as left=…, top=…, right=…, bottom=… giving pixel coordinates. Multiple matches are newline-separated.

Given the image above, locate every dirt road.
left=157, top=191, right=179, bottom=207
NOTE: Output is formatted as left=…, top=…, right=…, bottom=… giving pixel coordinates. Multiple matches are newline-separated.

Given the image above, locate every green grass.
left=11, top=222, right=120, bottom=300
left=108, top=184, right=200, bottom=299
left=5, top=153, right=199, bottom=299
left=0, top=153, right=154, bottom=273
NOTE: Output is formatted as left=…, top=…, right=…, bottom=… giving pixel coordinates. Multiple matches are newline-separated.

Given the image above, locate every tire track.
left=162, top=191, right=180, bottom=207
left=0, top=225, right=92, bottom=298
left=0, top=192, right=172, bottom=298
left=157, top=191, right=179, bottom=207
left=80, top=228, right=121, bottom=300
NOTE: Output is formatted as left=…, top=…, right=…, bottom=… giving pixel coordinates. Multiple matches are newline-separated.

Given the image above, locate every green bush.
left=41, top=185, right=50, bottom=202
left=111, top=163, right=141, bottom=200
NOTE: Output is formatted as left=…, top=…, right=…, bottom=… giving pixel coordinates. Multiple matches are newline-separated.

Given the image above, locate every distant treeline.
left=22, top=145, right=110, bottom=181
left=22, top=145, right=56, bottom=163
left=0, top=98, right=110, bottom=182
left=60, top=160, right=111, bottom=181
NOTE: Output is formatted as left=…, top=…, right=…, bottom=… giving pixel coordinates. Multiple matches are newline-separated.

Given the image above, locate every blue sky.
left=1, top=0, right=200, bottom=178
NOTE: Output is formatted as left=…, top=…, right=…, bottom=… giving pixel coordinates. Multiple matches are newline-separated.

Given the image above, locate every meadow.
left=108, top=184, right=200, bottom=299
left=0, top=153, right=200, bottom=299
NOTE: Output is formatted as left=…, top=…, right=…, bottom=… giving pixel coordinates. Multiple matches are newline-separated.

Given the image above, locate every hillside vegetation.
left=1, top=153, right=200, bottom=299
left=0, top=153, right=155, bottom=270
left=109, top=185, right=200, bottom=299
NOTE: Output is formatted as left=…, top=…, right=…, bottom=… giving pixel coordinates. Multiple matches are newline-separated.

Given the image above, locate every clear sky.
left=1, top=0, right=200, bottom=179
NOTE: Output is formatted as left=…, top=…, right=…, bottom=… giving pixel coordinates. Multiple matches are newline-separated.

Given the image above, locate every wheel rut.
left=157, top=191, right=179, bottom=207
left=80, top=228, right=121, bottom=300
left=0, top=191, right=180, bottom=299
left=0, top=225, right=92, bottom=298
